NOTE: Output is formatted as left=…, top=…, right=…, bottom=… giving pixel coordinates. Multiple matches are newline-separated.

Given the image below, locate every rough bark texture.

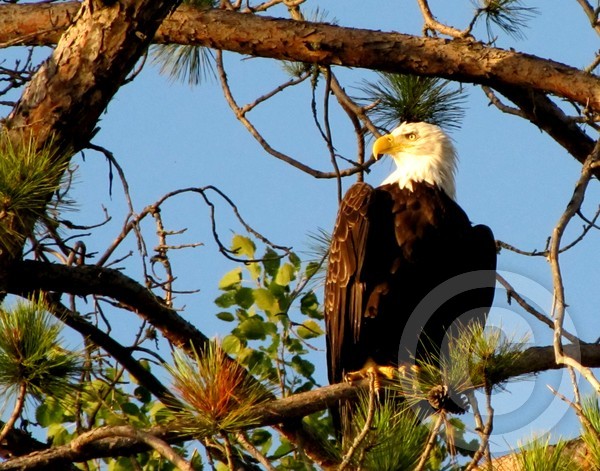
left=8, top=260, right=209, bottom=350
left=1, top=342, right=600, bottom=469
left=1, top=2, right=599, bottom=468
left=6, top=0, right=179, bottom=151
left=2, top=3, right=600, bottom=115
left=1, top=2, right=597, bottom=169
left=0, top=0, right=181, bottom=314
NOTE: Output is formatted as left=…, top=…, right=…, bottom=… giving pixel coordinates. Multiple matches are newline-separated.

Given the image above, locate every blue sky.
left=4, top=0, right=599, bottom=457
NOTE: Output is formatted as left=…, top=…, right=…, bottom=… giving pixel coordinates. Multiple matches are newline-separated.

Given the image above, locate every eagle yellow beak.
left=372, top=134, right=395, bottom=160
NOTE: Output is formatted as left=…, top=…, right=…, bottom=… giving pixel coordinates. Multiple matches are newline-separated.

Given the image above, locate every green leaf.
left=275, top=263, right=296, bottom=286
left=214, top=291, right=236, bottom=308
left=121, top=402, right=146, bottom=427
left=247, top=262, right=261, bottom=281
left=216, top=311, right=235, bottom=322
left=108, top=456, right=136, bottom=471
left=222, top=335, right=243, bottom=354
left=231, top=234, right=256, bottom=258
left=234, top=287, right=254, bottom=309
left=253, top=288, right=277, bottom=312
left=148, top=402, right=172, bottom=424
left=296, top=319, right=324, bottom=340
left=237, top=317, right=267, bottom=340
left=305, top=261, right=321, bottom=278
left=36, top=400, right=64, bottom=427
left=271, top=439, right=294, bottom=460
left=250, top=429, right=272, bottom=447
left=47, top=423, right=71, bottom=446
left=300, top=291, right=322, bottom=319
left=289, top=252, right=301, bottom=269
left=218, top=267, right=242, bottom=290
left=134, top=386, right=152, bottom=404
left=263, top=248, right=280, bottom=278
left=291, top=355, right=315, bottom=378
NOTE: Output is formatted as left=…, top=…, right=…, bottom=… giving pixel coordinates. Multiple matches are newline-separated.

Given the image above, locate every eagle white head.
left=372, top=122, right=458, bottom=200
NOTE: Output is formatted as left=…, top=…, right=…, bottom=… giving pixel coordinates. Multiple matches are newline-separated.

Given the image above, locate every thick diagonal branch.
left=2, top=3, right=600, bottom=114
left=2, top=343, right=600, bottom=469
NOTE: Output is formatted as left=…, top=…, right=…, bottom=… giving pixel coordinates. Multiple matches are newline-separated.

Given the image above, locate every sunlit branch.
left=338, top=374, right=377, bottom=471
left=464, top=384, right=494, bottom=471
left=415, top=412, right=444, bottom=471
left=416, top=0, right=471, bottom=38
left=575, top=0, right=600, bottom=36
left=235, top=432, right=277, bottom=471
left=0, top=383, right=27, bottom=446
left=549, top=139, right=600, bottom=392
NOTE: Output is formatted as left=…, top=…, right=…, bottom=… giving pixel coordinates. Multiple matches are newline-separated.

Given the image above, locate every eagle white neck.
left=377, top=123, right=458, bottom=200
left=381, top=151, right=457, bottom=200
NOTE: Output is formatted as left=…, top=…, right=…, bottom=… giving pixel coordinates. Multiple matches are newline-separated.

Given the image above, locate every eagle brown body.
left=324, top=122, right=497, bottom=435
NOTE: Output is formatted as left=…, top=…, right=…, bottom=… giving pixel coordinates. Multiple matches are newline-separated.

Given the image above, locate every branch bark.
left=7, top=260, right=210, bottom=353
left=2, top=3, right=600, bottom=114
left=2, top=343, right=600, bottom=469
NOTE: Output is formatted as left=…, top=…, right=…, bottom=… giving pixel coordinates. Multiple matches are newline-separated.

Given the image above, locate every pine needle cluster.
left=581, top=396, right=600, bottom=468
left=516, top=435, right=582, bottom=471
left=351, top=395, right=428, bottom=470
left=0, top=298, right=83, bottom=401
left=151, top=0, right=217, bottom=86
left=475, top=0, right=538, bottom=40
left=360, top=73, right=466, bottom=132
left=168, top=342, right=272, bottom=437
left=392, top=323, right=528, bottom=413
left=0, top=132, right=69, bottom=255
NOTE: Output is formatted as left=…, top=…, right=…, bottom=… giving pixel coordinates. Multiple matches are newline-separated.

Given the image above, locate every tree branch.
left=7, top=260, right=210, bottom=353
left=2, top=342, right=600, bottom=469
left=493, top=85, right=597, bottom=167
left=2, top=3, right=600, bottom=115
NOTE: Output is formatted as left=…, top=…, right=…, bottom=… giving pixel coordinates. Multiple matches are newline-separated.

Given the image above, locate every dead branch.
left=549, top=139, right=600, bottom=392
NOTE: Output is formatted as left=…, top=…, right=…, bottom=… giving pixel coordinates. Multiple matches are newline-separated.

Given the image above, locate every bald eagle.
left=324, top=122, right=496, bottom=432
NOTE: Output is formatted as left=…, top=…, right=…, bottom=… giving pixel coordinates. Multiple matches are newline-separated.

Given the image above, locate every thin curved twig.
left=549, top=139, right=600, bottom=392
left=338, top=373, right=377, bottom=471
left=0, top=383, right=27, bottom=445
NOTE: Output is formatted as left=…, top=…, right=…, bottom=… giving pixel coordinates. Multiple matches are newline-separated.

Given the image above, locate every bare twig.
left=575, top=0, right=600, bottom=35
left=0, top=383, right=27, bottom=445
left=215, top=50, right=370, bottom=179
left=464, top=385, right=494, bottom=471
left=69, top=426, right=193, bottom=471
left=416, top=0, right=471, bottom=38
left=338, top=373, right=377, bottom=470
left=481, top=86, right=527, bottom=118
left=548, top=384, right=600, bottom=446
left=496, top=273, right=583, bottom=345
left=549, top=139, right=600, bottom=392
left=235, top=432, right=277, bottom=471
left=415, top=412, right=445, bottom=471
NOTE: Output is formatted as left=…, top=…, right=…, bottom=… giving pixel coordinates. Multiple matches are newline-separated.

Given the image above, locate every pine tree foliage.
left=360, top=73, right=466, bottom=131
left=0, top=298, right=82, bottom=401
left=350, top=396, right=429, bottom=470
left=475, top=0, right=538, bottom=40
left=581, top=396, right=600, bottom=469
left=168, top=342, right=272, bottom=436
left=0, top=133, right=69, bottom=255
left=516, top=436, right=582, bottom=471
left=151, top=0, right=217, bottom=85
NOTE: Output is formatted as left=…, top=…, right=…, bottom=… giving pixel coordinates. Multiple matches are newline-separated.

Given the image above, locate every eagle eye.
left=407, top=132, right=417, bottom=141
